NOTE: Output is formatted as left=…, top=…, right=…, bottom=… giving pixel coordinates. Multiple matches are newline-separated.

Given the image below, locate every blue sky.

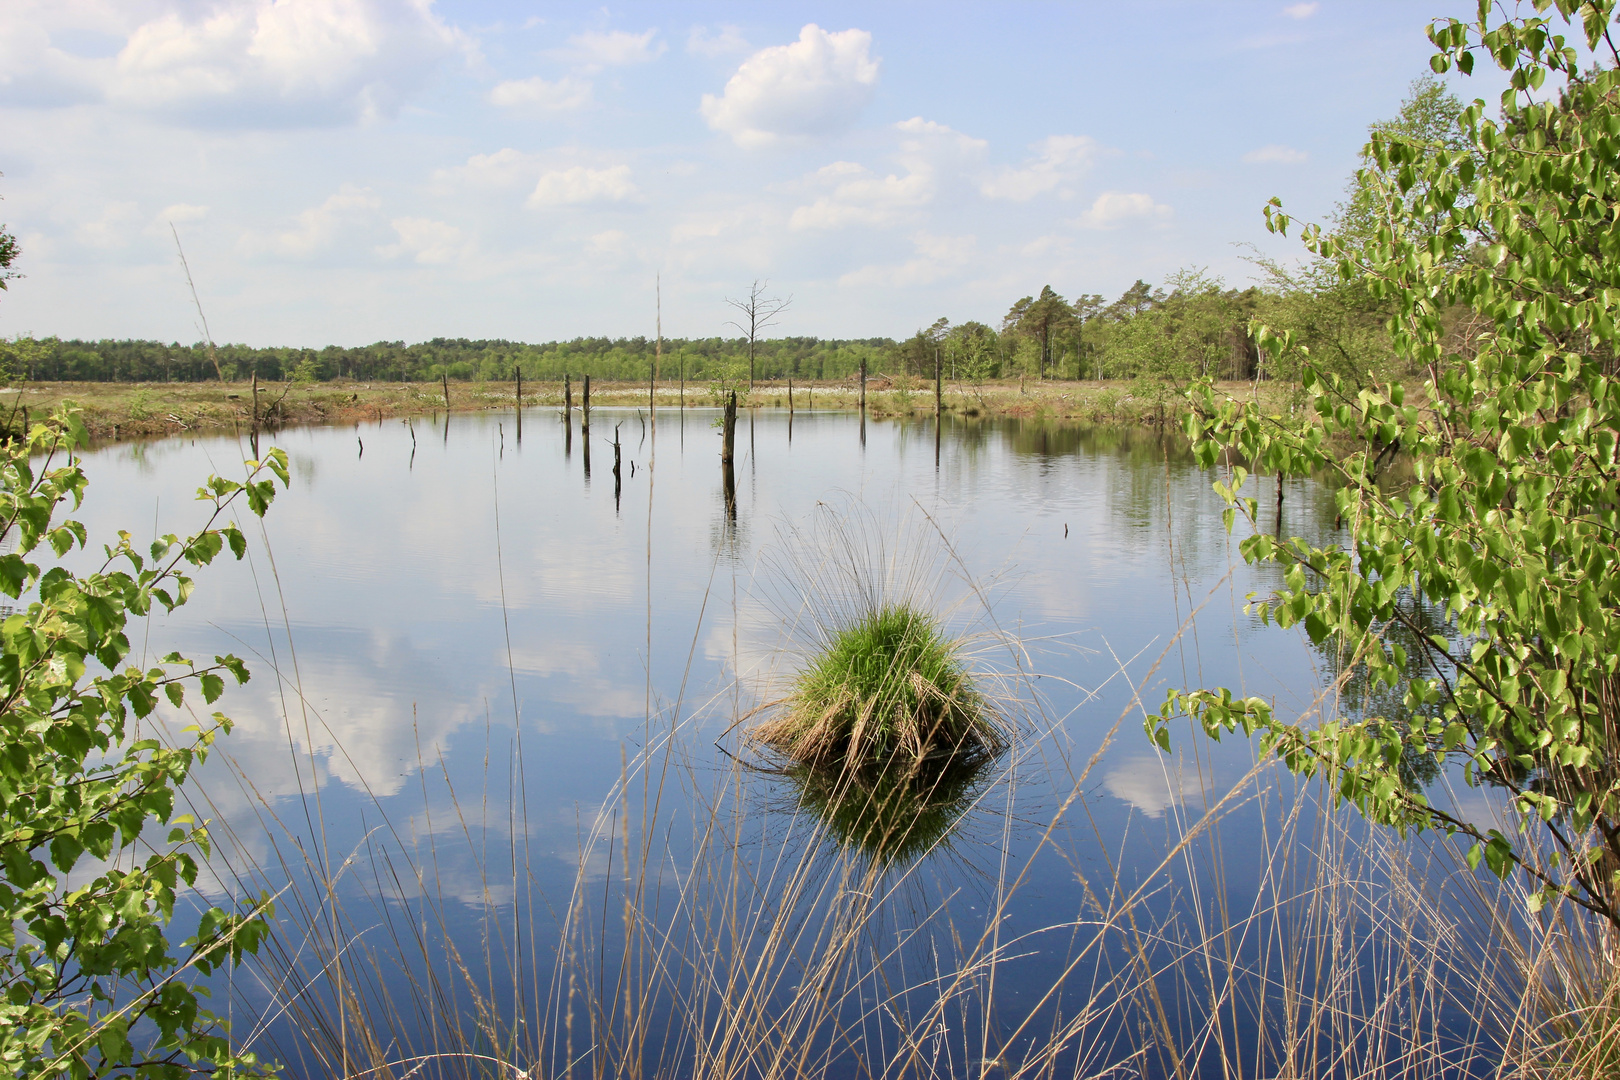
left=0, top=1, right=1483, bottom=347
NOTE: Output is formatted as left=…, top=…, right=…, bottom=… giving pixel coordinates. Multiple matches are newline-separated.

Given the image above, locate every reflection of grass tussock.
left=752, top=603, right=1006, bottom=769
left=781, top=752, right=997, bottom=867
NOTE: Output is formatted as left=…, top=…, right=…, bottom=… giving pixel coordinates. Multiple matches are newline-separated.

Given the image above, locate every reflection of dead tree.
left=724, top=280, right=792, bottom=391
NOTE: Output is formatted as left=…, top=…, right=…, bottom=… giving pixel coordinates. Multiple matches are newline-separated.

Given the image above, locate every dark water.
left=65, top=407, right=1493, bottom=1078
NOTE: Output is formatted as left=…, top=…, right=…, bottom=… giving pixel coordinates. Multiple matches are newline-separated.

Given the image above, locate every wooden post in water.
left=582, top=374, right=591, bottom=435
left=515, top=365, right=523, bottom=442
left=935, top=351, right=942, bottom=468
left=859, top=359, right=867, bottom=414
left=562, top=374, right=573, bottom=455
left=721, top=391, right=738, bottom=522
left=787, top=378, right=794, bottom=415
left=442, top=373, right=451, bottom=410
left=612, top=423, right=623, bottom=509
left=721, top=390, right=737, bottom=464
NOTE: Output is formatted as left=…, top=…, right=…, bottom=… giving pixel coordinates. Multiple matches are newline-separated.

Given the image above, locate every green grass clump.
left=753, top=603, right=1004, bottom=769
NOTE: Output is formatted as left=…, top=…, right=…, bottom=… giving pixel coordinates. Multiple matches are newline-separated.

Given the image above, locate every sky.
left=0, top=1, right=1488, bottom=347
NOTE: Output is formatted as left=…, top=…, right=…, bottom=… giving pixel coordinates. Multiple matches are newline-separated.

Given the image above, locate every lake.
left=68, top=405, right=1501, bottom=1079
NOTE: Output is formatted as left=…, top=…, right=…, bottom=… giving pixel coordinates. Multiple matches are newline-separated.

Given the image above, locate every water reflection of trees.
left=1313, top=591, right=1455, bottom=791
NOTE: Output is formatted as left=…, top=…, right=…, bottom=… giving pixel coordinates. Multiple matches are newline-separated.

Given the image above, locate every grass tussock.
left=752, top=602, right=1006, bottom=770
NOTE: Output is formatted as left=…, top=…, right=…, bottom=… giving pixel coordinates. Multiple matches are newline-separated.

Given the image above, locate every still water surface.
left=68, top=407, right=1469, bottom=1077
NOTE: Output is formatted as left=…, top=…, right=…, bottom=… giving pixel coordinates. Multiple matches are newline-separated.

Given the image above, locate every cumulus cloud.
left=75, top=201, right=141, bottom=249
left=379, top=216, right=467, bottom=264
left=789, top=117, right=985, bottom=230
left=669, top=205, right=767, bottom=244
left=527, top=165, right=638, bottom=207
left=1077, top=190, right=1172, bottom=229
left=554, top=28, right=663, bottom=70
left=0, top=12, right=103, bottom=109
left=489, top=74, right=591, bottom=111
left=687, top=24, right=749, bottom=58
left=88, top=0, right=470, bottom=127
left=241, top=183, right=380, bottom=257
left=701, top=24, right=879, bottom=147
left=585, top=229, right=630, bottom=256
left=428, top=148, right=558, bottom=196
left=1281, top=2, right=1320, bottom=18
left=839, top=231, right=975, bottom=288
left=895, top=115, right=988, bottom=162
left=1242, top=143, right=1308, bottom=164
left=157, top=203, right=208, bottom=225
left=790, top=161, right=930, bottom=230
left=145, top=203, right=210, bottom=238
left=980, top=134, right=1102, bottom=201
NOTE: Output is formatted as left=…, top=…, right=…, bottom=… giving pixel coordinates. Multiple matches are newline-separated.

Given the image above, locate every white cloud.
left=241, top=183, right=380, bottom=256
left=1242, top=143, right=1308, bottom=164
left=75, top=201, right=140, bottom=249
left=157, top=203, right=209, bottom=225
left=489, top=74, right=591, bottom=111
left=555, top=28, right=663, bottom=70
left=669, top=206, right=764, bottom=244
left=700, top=24, right=879, bottom=147
left=527, top=165, right=638, bottom=207
left=145, top=203, right=210, bottom=238
left=95, top=0, right=470, bottom=127
left=1281, top=2, right=1320, bottom=18
left=0, top=13, right=103, bottom=109
left=379, top=216, right=467, bottom=264
left=431, top=147, right=543, bottom=192
left=839, top=231, right=975, bottom=288
left=789, top=118, right=985, bottom=231
left=1019, top=234, right=1067, bottom=258
left=790, top=161, right=931, bottom=230
left=585, top=229, right=630, bottom=257
left=895, top=116, right=987, bottom=162
left=980, top=134, right=1101, bottom=201
left=1077, top=190, right=1172, bottom=230
left=687, top=24, right=749, bottom=58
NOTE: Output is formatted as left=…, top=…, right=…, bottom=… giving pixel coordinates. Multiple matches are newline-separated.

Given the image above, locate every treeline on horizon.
left=7, top=77, right=1468, bottom=396
left=15, top=260, right=1403, bottom=388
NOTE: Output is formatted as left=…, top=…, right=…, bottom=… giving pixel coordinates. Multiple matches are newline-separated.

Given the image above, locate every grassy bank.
left=0, top=377, right=1311, bottom=440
